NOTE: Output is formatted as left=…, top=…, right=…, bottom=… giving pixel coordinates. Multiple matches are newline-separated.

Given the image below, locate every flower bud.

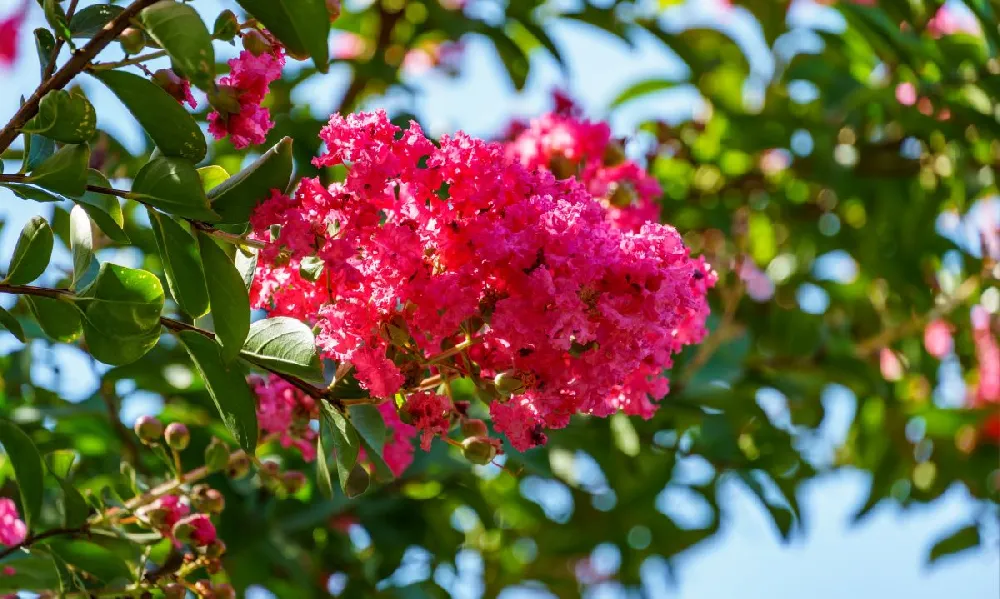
left=282, top=471, right=307, bottom=494
left=462, top=436, right=498, bottom=465
left=142, top=506, right=171, bottom=528
left=327, top=0, right=342, bottom=21
left=133, top=416, right=163, bottom=444
left=461, top=419, right=488, bottom=438
left=207, top=85, right=242, bottom=116
left=202, top=539, right=227, bottom=558
left=494, top=371, right=527, bottom=397
left=608, top=182, right=637, bottom=208
left=164, top=423, right=190, bottom=451
left=260, top=460, right=281, bottom=479
left=161, top=583, right=185, bottom=599
left=602, top=141, right=627, bottom=167
left=204, top=437, right=231, bottom=472
left=226, top=453, right=252, bottom=479
left=119, top=27, right=145, bottom=54
left=213, top=583, right=236, bottom=599
left=548, top=154, right=577, bottom=179
left=151, top=69, right=189, bottom=105
left=213, top=10, right=240, bottom=41
left=242, top=29, right=273, bottom=57
left=191, top=486, right=225, bottom=514
left=172, top=514, right=216, bottom=547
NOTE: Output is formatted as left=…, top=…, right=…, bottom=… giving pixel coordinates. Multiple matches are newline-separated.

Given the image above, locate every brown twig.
left=0, top=526, right=88, bottom=560
left=0, top=0, right=161, bottom=152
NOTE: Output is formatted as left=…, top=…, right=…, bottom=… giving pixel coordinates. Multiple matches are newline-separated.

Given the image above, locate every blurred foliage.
left=0, top=0, right=998, bottom=597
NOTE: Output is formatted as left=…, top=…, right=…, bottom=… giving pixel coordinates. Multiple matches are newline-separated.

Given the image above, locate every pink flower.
left=895, top=83, right=917, bottom=106
left=402, top=392, right=452, bottom=450
left=378, top=402, right=416, bottom=476
left=970, top=306, right=999, bottom=442
left=0, top=498, right=26, bottom=546
left=173, top=514, right=216, bottom=547
left=0, top=2, right=28, bottom=68
left=926, top=6, right=980, bottom=38
left=251, top=375, right=319, bottom=462
left=137, top=494, right=190, bottom=546
left=923, top=319, right=953, bottom=358
left=208, top=40, right=285, bottom=149
left=153, top=69, right=197, bottom=109
left=880, top=348, right=903, bottom=382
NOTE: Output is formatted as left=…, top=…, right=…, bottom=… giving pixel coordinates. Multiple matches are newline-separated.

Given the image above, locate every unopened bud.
left=213, top=583, right=236, bottom=599
left=242, top=29, right=273, bottom=56
left=282, top=471, right=307, bottom=494
left=164, top=423, right=190, bottom=451
left=151, top=69, right=189, bottom=105
left=191, top=485, right=225, bottom=514
left=226, top=453, right=251, bottom=479
left=204, top=438, right=231, bottom=472
left=327, top=0, right=342, bottom=22
left=207, top=85, right=241, bottom=116
left=203, top=539, right=227, bottom=558
left=494, top=371, right=527, bottom=397
left=213, top=10, right=240, bottom=41
left=603, top=141, right=627, bottom=166
left=134, top=416, right=163, bottom=444
left=462, top=436, right=498, bottom=465
left=548, top=154, right=577, bottom=179
left=260, top=460, right=281, bottom=479
left=608, top=182, right=637, bottom=208
left=161, top=583, right=185, bottom=599
left=119, top=28, right=145, bottom=54
left=461, top=419, right=488, bottom=438
left=142, top=506, right=171, bottom=528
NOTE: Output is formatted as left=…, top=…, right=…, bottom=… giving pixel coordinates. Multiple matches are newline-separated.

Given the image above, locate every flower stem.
left=89, top=50, right=169, bottom=71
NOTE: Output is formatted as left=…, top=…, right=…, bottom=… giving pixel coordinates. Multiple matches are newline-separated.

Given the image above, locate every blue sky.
left=0, top=0, right=998, bottom=597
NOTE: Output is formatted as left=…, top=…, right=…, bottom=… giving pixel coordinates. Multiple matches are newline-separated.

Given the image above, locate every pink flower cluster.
left=503, top=97, right=661, bottom=232
left=249, top=109, right=711, bottom=452
left=251, top=375, right=319, bottom=461
left=137, top=494, right=189, bottom=546
left=0, top=1, right=28, bottom=68
left=208, top=35, right=285, bottom=149
left=0, top=498, right=26, bottom=546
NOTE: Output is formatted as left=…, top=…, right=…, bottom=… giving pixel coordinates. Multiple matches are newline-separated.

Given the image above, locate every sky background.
left=0, top=0, right=998, bottom=597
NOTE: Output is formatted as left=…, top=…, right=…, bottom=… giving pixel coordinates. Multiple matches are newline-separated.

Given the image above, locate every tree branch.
left=0, top=526, right=88, bottom=560
left=0, top=0, right=161, bottom=152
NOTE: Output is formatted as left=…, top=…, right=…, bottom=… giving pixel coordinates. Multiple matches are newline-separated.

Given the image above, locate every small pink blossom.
left=926, top=6, right=981, bottom=38
left=923, top=319, right=953, bottom=358
left=208, top=40, right=285, bottom=149
left=0, top=499, right=26, bottom=546
left=880, top=348, right=903, bottom=382
left=0, top=2, right=28, bottom=68
left=895, top=83, right=917, bottom=106
left=174, top=514, right=216, bottom=547
left=403, top=392, right=452, bottom=450
left=251, top=375, right=319, bottom=462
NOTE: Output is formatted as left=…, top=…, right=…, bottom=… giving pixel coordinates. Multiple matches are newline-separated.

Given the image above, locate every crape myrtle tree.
left=0, top=0, right=995, bottom=596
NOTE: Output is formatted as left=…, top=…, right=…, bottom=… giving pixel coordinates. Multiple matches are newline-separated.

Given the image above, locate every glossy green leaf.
left=0, top=419, right=45, bottom=530
left=4, top=216, right=53, bottom=285
left=25, top=296, right=83, bottom=342
left=42, top=0, right=72, bottom=44
left=130, top=157, right=219, bottom=222
left=46, top=539, right=134, bottom=583
left=26, top=143, right=90, bottom=198
left=178, top=330, right=258, bottom=451
left=76, top=264, right=164, bottom=337
left=322, top=404, right=364, bottom=495
left=929, top=524, right=980, bottom=564
left=235, top=0, right=329, bottom=72
left=197, top=232, right=250, bottom=362
left=348, top=405, right=393, bottom=482
left=208, top=137, right=294, bottom=224
left=22, top=89, right=95, bottom=143
left=139, top=1, right=215, bottom=90
left=69, top=205, right=95, bottom=289
left=69, top=4, right=124, bottom=37
left=74, top=170, right=128, bottom=244
left=0, top=306, right=25, bottom=342
left=21, top=132, right=55, bottom=172
left=33, top=28, right=55, bottom=78
left=92, top=69, right=206, bottom=161
left=234, top=247, right=258, bottom=292
left=0, top=554, right=61, bottom=593
left=315, top=424, right=335, bottom=499
left=242, top=317, right=323, bottom=383
left=0, top=182, right=63, bottom=204
left=197, top=165, right=230, bottom=193
left=147, top=208, right=209, bottom=318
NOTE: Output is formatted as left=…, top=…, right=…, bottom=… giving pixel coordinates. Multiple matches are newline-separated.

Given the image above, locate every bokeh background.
left=1, top=0, right=998, bottom=597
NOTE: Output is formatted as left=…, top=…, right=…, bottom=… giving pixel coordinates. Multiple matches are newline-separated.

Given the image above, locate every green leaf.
left=74, top=264, right=164, bottom=365
left=235, top=247, right=258, bottom=292
left=481, top=28, right=529, bottom=90
left=242, top=317, right=324, bottom=383
left=235, top=0, right=329, bottom=72
left=0, top=419, right=45, bottom=530
left=45, top=449, right=76, bottom=479
left=0, top=306, right=26, bottom=342
left=46, top=539, right=133, bottom=583
left=197, top=165, right=230, bottom=193
left=299, top=256, right=323, bottom=282
left=315, top=425, right=334, bottom=498
left=22, top=89, right=95, bottom=144
left=611, top=78, right=679, bottom=107
left=0, top=554, right=61, bottom=593
left=25, top=296, right=83, bottom=342
left=322, top=404, right=363, bottom=495
left=344, top=464, right=370, bottom=497
left=208, top=137, right=294, bottom=224
left=130, top=157, right=219, bottom=222
left=26, top=143, right=90, bottom=197
left=4, top=216, right=53, bottom=285
left=147, top=208, right=210, bottom=319
left=929, top=524, right=980, bottom=564
left=69, top=205, right=95, bottom=289
left=349, top=405, right=393, bottom=482
left=21, top=133, right=55, bottom=172
left=138, top=1, right=216, bottom=90
left=197, top=232, right=250, bottom=362
left=69, top=4, right=124, bottom=37
left=43, top=0, right=72, bottom=44
left=56, top=477, right=90, bottom=528
left=0, top=182, right=63, bottom=204
left=92, top=69, right=207, bottom=161
left=33, top=28, right=56, bottom=78
left=178, top=330, right=258, bottom=451
left=74, top=170, right=128, bottom=243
